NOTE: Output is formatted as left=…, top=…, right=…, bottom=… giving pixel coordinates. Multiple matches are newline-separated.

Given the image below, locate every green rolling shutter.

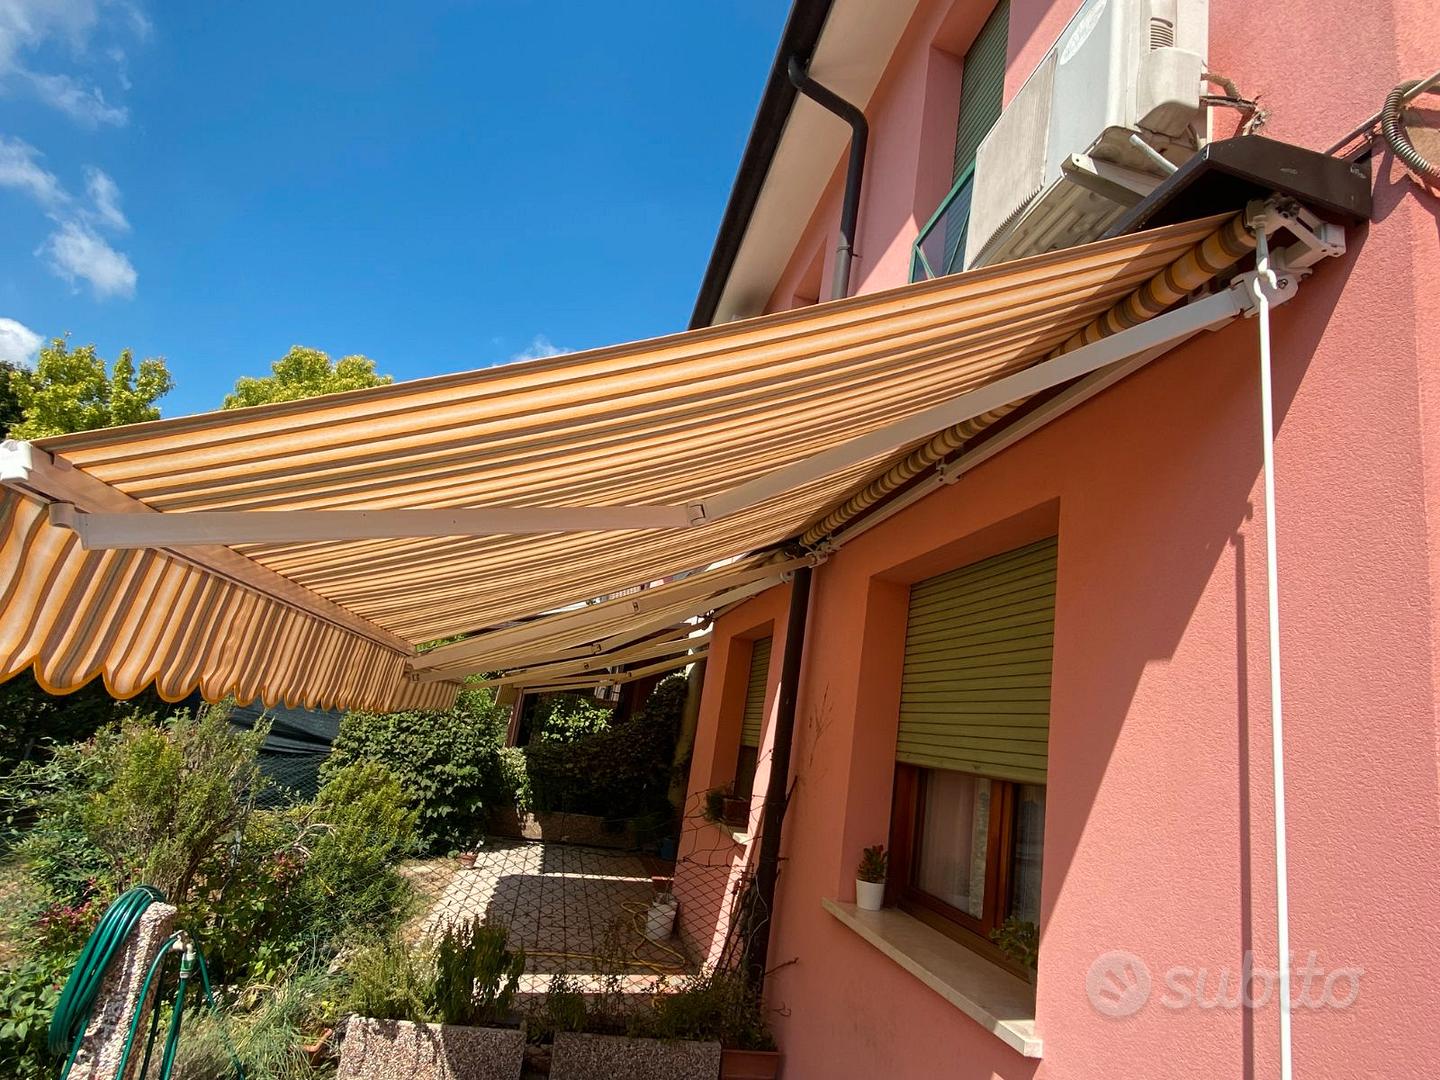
left=740, top=637, right=772, bottom=748
left=953, top=0, right=1009, bottom=183
left=896, top=536, right=1055, bottom=783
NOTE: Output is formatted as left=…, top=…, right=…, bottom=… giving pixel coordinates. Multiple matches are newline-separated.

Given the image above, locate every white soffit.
left=710, top=0, right=924, bottom=324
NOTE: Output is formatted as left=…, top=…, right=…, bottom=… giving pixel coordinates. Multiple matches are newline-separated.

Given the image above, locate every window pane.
left=1009, top=783, right=1046, bottom=924
left=916, top=770, right=989, bottom=919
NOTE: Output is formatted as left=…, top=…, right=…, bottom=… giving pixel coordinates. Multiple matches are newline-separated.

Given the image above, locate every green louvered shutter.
left=896, top=536, right=1055, bottom=783
left=953, top=0, right=1010, bottom=183
left=941, top=0, right=1009, bottom=273
left=740, top=638, right=772, bottom=748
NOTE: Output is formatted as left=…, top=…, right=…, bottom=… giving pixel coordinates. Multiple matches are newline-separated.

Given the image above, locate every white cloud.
left=0, top=137, right=137, bottom=299
left=26, top=69, right=126, bottom=126
left=83, top=164, right=125, bottom=229
left=0, top=134, right=66, bottom=206
left=510, top=335, right=570, bottom=362
left=38, top=218, right=135, bottom=298
left=0, top=316, right=42, bottom=365
left=0, top=0, right=143, bottom=126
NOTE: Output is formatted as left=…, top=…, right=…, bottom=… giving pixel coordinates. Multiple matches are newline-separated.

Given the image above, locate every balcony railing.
left=910, top=164, right=975, bottom=283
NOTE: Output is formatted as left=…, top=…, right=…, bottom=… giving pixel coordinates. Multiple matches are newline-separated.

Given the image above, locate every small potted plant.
left=855, top=845, right=887, bottom=911
left=645, top=891, right=679, bottom=941
left=991, top=916, right=1040, bottom=981
left=703, top=785, right=750, bottom=829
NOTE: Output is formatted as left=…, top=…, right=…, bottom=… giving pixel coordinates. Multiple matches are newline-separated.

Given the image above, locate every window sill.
left=822, top=898, right=1041, bottom=1058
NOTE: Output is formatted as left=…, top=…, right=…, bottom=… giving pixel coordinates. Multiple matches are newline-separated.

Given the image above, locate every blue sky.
left=0, top=1, right=786, bottom=416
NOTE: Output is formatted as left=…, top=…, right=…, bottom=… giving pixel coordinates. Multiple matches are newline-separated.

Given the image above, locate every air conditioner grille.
left=1149, top=17, right=1176, bottom=48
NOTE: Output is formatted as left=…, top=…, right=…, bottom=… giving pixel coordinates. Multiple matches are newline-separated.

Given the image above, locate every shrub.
left=529, top=693, right=612, bottom=744
left=431, top=917, right=524, bottom=1026
left=298, top=762, right=418, bottom=932
left=347, top=936, right=433, bottom=1025
left=4, top=740, right=114, bottom=904
left=170, top=966, right=336, bottom=1080
left=523, top=675, right=688, bottom=820
left=347, top=919, right=524, bottom=1028
left=198, top=762, right=417, bottom=984
left=84, top=705, right=265, bottom=901
left=528, top=974, right=588, bottom=1042
left=0, top=952, right=67, bottom=1080
left=632, top=968, right=773, bottom=1050
left=325, top=689, right=518, bottom=851
left=0, top=670, right=171, bottom=772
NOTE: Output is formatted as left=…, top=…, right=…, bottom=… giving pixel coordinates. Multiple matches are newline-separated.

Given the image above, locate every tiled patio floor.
left=420, top=839, right=694, bottom=994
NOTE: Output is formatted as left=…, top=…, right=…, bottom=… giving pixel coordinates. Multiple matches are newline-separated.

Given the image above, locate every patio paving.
left=420, top=839, right=694, bottom=994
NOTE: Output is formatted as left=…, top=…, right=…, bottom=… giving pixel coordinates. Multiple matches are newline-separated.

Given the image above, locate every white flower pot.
left=645, top=897, right=678, bottom=941
left=855, top=879, right=885, bottom=911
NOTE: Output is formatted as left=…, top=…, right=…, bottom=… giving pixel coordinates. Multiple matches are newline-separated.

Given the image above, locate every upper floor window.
left=912, top=0, right=1010, bottom=282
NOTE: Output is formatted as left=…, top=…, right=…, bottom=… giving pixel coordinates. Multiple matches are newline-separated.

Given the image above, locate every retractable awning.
left=1, top=210, right=1319, bottom=712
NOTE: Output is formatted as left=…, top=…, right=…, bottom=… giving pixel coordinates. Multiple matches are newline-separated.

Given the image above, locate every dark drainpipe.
left=745, top=62, right=868, bottom=991
left=787, top=56, right=869, bottom=300
left=746, top=561, right=812, bottom=987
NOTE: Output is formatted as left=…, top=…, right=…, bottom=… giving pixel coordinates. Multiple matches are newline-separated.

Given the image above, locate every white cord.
left=1255, top=226, right=1293, bottom=1080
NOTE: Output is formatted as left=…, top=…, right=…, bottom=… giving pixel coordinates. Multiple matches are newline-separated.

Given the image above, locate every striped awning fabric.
left=0, top=216, right=1229, bottom=711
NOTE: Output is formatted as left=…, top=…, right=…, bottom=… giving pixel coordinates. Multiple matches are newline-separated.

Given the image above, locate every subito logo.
left=1086, top=950, right=1152, bottom=1017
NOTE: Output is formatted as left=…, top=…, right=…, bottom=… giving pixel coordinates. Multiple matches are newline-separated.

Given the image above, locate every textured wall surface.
left=686, top=0, right=1440, bottom=1076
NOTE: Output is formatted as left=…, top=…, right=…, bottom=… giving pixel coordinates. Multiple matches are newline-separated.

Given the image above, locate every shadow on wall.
left=1002, top=216, right=1359, bottom=911
left=672, top=788, right=763, bottom=971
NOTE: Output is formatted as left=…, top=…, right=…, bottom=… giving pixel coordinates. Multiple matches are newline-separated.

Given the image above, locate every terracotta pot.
left=302, top=1026, right=333, bottom=1066
left=722, top=1047, right=782, bottom=1079
left=722, top=796, right=750, bottom=826
left=457, top=852, right=477, bottom=868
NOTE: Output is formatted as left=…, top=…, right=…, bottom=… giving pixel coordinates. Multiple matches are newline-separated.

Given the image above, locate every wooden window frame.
left=888, top=763, right=1035, bottom=979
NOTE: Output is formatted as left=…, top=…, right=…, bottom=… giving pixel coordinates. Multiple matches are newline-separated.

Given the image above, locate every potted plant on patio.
left=855, top=844, right=887, bottom=911
left=338, top=916, right=527, bottom=1080
left=703, top=784, right=750, bottom=829
left=646, top=890, right=679, bottom=942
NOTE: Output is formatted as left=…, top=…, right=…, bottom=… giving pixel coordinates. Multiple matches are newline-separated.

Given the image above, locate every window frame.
left=888, top=763, right=1035, bottom=978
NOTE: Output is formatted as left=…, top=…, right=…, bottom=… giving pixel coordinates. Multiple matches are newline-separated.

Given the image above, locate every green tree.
left=7, top=337, right=173, bottom=439
left=0, top=359, right=28, bottom=438
left=222, top=345, right=392, bottom=409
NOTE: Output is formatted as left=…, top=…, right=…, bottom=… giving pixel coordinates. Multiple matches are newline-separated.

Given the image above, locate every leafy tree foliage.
left=83, top=705, right=266, bottom=901
left=524, top=675, right=688, bottom=820
left=5, top=337, right=172, bottom=439
left=0, top=674, right=172, bottom=771
left=222, top=345, right=392, bottom=409
left=529, top=692, right=613, bottom=744
left=324, top=688, right=519, bottom=851
left=0, top=359, right=26, bottom=437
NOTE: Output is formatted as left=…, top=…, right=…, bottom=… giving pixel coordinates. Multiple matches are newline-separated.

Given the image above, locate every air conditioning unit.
left=965, top=0, right=1208, bottom=270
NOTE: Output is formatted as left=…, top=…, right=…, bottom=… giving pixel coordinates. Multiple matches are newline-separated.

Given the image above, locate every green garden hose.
left=48, top=886, right=242, bottom=1080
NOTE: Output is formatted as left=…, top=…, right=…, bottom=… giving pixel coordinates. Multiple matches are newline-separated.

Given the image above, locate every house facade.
left=674, top=0, right=1440, bottom=1076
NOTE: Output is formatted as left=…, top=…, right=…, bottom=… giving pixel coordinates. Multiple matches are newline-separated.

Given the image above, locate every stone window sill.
left=822, top=898, right=1042, bottom=1058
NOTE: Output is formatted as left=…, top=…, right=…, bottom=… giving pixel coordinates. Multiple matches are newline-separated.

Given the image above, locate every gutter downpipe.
left=1253, top=226, right=1293, bottom=1080
left=787, top=56, right=869, bottom=300
left=746, top=63, right=866, bottom=990
left=746, top=562, right=813, bottom=988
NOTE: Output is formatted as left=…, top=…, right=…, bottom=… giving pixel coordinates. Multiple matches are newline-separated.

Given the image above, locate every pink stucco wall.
left=691, top=0, right=1440, bottom=1076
